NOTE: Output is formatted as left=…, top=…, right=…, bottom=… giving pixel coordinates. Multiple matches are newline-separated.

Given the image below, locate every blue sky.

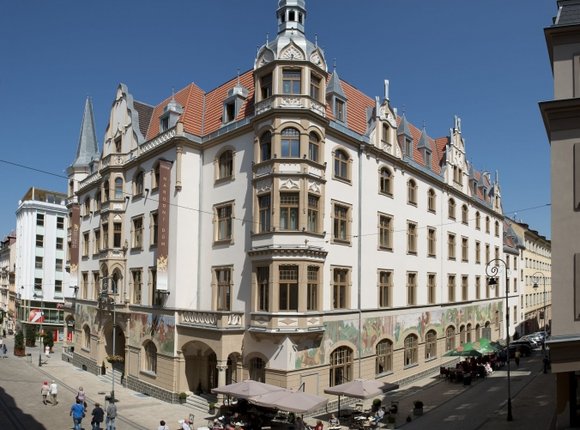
left=0, top=0, right=554, bottom=239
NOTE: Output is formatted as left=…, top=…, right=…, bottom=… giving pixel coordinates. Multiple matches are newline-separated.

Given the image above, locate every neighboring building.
left=540, top=0, right=580, bottom=427
left=503, top=219, right=525, bottom=339
left=15, top=187, right=70, bottom=342
left=0, top=231, right=17, bottom=334
left=67, top=0, right=506, bottom=403
left=505, top=219, right=552, bottom=337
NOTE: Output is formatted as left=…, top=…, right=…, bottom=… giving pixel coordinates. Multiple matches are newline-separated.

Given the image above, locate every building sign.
left=28, top=309, right=45, bottom=324
left=157, top=160, right=172, bottom=291
left=69, top=204, right=80, bottom=289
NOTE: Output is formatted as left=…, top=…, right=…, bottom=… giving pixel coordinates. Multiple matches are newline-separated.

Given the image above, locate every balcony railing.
left=178, top=310, right=244, bottom=330
left=248, top=312, right=325, bottom=333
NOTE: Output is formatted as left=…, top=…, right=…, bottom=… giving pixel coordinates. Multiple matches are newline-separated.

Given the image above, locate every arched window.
left=260, top=132, right=272, bottom=162
left=446, top=326, right=456, bottom=351
left=466, top=323, right=472, bottom=343
left=462, top=205, right=468, bottom=225
left=334, top=149, right=349, bottom=180
left=475, top=323, right=481, bottom=341
left=218, top=150, right=234, bottom=179
left=376, top=339, right=393, bottom=375
left=249, top=357, right=266, bottom=382
left=495, top=220, right=500, bottom=237
left=425, top=330, right=437, bottom=359
left=448, top=198, right=456, bottom=220
left=485, top=216, right=490, bottom=233
left=308, top=132, right=320, bottom=162
left=114, top=177, right=124, bottom=200
left=83, top=325, right=90, bottom=350
left=143, top=341, right=157, bottom=373
left=134, top=171, right=144, bottom=196
left=427, top=189, right=436, bottom=212
left=103, top=181, right=109, bottom=202
left=281, top=128, right=300, bottom=158
left=379, top=168, right=393, bottom=196
left=460, top=324, right=466, bottom=344
left=329, top=346, right=353, bottom=386
left=404, top=334, right=418, bottom=366
left=475, top=211, right=481, bottom=230
left=407, top=179, right=417, bottom=205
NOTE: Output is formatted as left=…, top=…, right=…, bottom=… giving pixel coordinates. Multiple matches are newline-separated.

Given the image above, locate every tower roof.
left=71, top=97, right=99, bottom=168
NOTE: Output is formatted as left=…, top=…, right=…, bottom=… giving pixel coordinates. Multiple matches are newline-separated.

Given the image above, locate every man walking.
left=49, top=380, right=58, bottom=405
left=70, top=398, right=85, bottom=430
left=91, top=402, right=105, bottom=430
left=106, top=399, right=117, bottom=430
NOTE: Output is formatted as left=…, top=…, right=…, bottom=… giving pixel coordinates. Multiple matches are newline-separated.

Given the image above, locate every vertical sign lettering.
left=156, top=160, right=172, bottom=291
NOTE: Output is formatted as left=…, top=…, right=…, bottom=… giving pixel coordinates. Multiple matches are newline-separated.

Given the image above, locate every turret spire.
left=72, top=97, right=99, bottom=168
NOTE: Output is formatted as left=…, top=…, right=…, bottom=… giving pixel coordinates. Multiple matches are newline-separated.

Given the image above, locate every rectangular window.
left=462, top=237, right=469, bottom=262
left=428, top=273, right=436, bottom=304
left=307, top=266, right=319, bottom=311
left=216, top=204, right=233, bottom=241
left=83, top=232, right=89, bottom=256
left=260, top=73, right=272, bottom=99
left=55, top=259, right=63, bottom=272
left=310, top=73, right=321, bottom=100
left=485, top=244, right=490, bottom=264
left=448, top=274, right=456, bottom=302
left=476, top=276, right=481, bottom=299
left=56, top=237, right=64, bottom=251
left=279, top=265, right=298, bottom=311
left=36, top=213, right=45, bottom=226
left=216, top=268, right=232, bottom=311
left=335, top=99, right=345, bottom=122
left=55, top=280, right=62, bottom=295
left=280, top=193, right=299, bottom=231
left=379, top=214, right=393, bottom=250
left=283, top=69, right=301, bottom=94
left=132, top=217, right=143, bottom=249
left=150, top=212, right=158, bottom=246
left=333, top=204, right=350, bottom=242
left=93, top=230, right=100, bottom=253
left=448, top=233, right=456, bottom=260
left=57, top=216, right=64, bottom=230
left=307, top=194, right=319, bottom=233
left=257, top=267, right=269, bottom=312
left=258, top=195, right=271, bottom=233
left=34, top=278, right=42, bottom=292
left=495, top=246, right=500, bottom=261
left=407, top=221, right=417, bottom=254
left=462, top=275, right=468, bottom=301
left=475, top=241, right=481, bottom=264
left=93, top=272, right=100, bottom=300
left=36, top=234, right=44, bottom=248
left=379, top=270, right=392, bottom=307
left=427, top=227, right=436, bottom=257
left=113, top=223, right=122, bottom=248
left=132, top=270, right=142, bottom=304
left=333, top=268, right=349, bottom=309
left=102, top=223, right=109, bottom=250
left=407, top=272, right=417, bottom=305
left=35, top=256, right=43, bottom=269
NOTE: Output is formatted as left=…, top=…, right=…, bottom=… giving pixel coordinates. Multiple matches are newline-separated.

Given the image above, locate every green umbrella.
left=471, top=338, right=503, bottom=354
left=443, top=343, right=483, bottom=357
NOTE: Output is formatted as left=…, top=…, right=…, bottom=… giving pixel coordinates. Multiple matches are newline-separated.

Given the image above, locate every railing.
left=254, top=95, right=326, bottom=118
left=248, top=312, right=325, bottom=333
left=178, top=310, right=244, bottom=330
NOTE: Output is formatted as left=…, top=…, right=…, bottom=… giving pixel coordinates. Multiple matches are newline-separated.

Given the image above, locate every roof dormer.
left=160, top=93, right=183, bottom=132
left=417, top=126, right=432, bottom=169
left=326, top=69, right=347, bottom=123
left=223, top=76, right=249, bottom=124
left=397, top=114, right=413, bottom=158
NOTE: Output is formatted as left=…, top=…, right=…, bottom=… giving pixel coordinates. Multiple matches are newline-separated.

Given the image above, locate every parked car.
left=520, top=335, right=541, bottom=348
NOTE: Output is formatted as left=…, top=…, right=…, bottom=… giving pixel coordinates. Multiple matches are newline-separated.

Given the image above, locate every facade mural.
left=75, top=303, right=98, bottom=332
left=128, top=312, right=175, bottom=354
left=296, top=302, right=501, bottom=369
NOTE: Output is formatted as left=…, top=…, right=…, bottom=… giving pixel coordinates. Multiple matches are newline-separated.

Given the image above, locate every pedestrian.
left=70, top=398, right=86, bottom=430
left=49, top=380, right=58, bottom=405
left=315, top=420, right=324, bottom=430
left=543, top=355, right=551, bottom=374
left=158, top=419, right=170, bottom=430
left=91, top=402, right=105, bottom=430
left=2, top=343, right=7, bottom=358
left=515, top=348, right=521, bottom=367
left=44, top=345, right=50, bottom=361
left=106, top=399, right=117, bottom=430
left=76, top=386, right=87, bottom=408
left=40, top=381, right=50, bottom=405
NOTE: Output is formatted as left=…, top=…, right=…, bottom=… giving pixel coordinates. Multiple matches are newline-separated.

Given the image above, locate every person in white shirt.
left=49, top=380, right=58, bottom=405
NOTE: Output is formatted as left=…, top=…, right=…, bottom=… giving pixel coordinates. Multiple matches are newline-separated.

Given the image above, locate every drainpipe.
left=357, top=145, right=363, bottom=378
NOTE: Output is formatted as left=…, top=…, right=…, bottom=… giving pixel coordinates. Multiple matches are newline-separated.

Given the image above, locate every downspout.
left=357, top=144, right=363, bottom=378
left=197, top=149, right=204, bottom=310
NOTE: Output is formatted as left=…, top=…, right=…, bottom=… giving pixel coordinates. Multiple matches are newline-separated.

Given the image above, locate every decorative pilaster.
left=216, top=361, right=228, bottom=405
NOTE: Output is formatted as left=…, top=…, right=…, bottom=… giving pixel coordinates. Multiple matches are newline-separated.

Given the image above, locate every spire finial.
left=266, top=32, right=269, bottom=44
left=237, top=68, right=240, bottom=86
left=384, top=79, right=389, bottom=101
left=333, top=58, right=337, bottom=71
left=315, top=33, right=318, bottom=47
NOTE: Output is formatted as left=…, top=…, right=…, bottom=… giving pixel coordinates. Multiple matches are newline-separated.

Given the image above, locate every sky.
left=0, top=0, right=555, bottom=239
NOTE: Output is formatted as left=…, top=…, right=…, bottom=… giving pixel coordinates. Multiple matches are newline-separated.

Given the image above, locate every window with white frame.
left=407, top=179, right=417, bottom=205
left=215, top=267, right=232, bottom=311
left=427, top=188, right=436, bottom=212
left=376, top=339, right=393, bottom=374
left=404, top=334, right=418, bottom=366
left=332, top=267, right=349, bottom=309
left=334, top=149, right=349, bottom=181
left=407, top=221, right=417, bottom=254
left=281, top=128, right=300, bottom=158
left=307, top=266, right=319, bottom=311
left=258, top=194, right=271, bottom=233
left=132, top=216, right=144, bottom=249
left=280, top=193, right=299, bottom=231
left=333, top=203, right=350, bottom=243
left=329, top=346, right=352, bottom=386
left=380, top=167, right=393, bottom=196
left=407, top=272, right=417, bottom=305
left=379, top=214, right=393, bottom=250
left=282, top=69, right=301, bottom=94
left=256, top=267, right=269, bottom=312
left=216, top=203, right=233, bottom=242
left=218, top=150, right=234, bottom=180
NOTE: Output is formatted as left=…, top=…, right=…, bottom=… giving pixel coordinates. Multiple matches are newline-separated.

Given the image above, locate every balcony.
left=254, top=95, right=326, bottom=118
left=248, top=312, right=325, bottom=334
left=178, top=310, right=244, bottom=331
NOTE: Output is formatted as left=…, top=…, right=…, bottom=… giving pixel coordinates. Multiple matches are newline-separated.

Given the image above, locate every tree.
left=43, top=331, right=54, bottom=349
left=25, top=325, right=37, bottom=347
left=14, top=331, right=25, bottom=356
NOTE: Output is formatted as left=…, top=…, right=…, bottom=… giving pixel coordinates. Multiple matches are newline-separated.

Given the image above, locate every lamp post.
left=101, top=277, right=117, bottom=403
left=486, top=258, right=513, bottom=422
left=532, top=272, right=548, bottom=359
left=33, top=291, right=44, bottom=367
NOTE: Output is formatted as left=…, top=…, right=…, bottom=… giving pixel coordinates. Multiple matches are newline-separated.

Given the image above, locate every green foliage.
left=25, top=326, right=36, bottom=347
left=178, top=392, right=188, bottom=399
left=14, top=331, right=24, bottom=349
left=43, top=331, right=54, bottom=348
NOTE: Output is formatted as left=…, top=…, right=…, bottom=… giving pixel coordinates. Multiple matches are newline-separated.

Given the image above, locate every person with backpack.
left=91, top=402, right=105, bottom=430
left=70, top=398, right=86, bottom=430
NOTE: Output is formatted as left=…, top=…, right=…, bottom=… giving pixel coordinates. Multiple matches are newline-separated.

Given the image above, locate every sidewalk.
left=13, top=337, right=556, bottom=430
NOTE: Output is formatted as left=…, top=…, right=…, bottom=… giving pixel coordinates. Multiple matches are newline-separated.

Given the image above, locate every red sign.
left=28, top=310, right=45, bottom=324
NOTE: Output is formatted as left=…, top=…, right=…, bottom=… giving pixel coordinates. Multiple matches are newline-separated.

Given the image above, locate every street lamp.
left=532, top=272, right=548, bottom=359
left=100, top=277, right=117, bottom=403
left=486, top=258, right=513, bottom=422
left=33, top=291, right=44, bottom=367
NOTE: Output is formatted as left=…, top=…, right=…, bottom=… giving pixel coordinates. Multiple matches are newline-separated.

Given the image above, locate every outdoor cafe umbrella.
left=443, top=343, right=483, bottom=357
left=211, top=380, right=285, bottom=400
left=250, top=389, right=328, bottom=414
left=324, top=379, right=400, bottom=417
left=472, top=337, right=503, bottom=354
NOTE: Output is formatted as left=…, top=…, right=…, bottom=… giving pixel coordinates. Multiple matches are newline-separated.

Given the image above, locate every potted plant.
left=413, top=400, right=424, bottom=416
left=178, top=392, right=188, bottom=404
left=106, top=354, right=124, bottom=363
left=43, top=331, right=54, bottom=352
left=386, top=415, right=396, bottom=429
left=14, top=331, right=25, bottom=356
left=372, top=398, right=382, bottom=412
left=208, top=402, right=216, bottom=414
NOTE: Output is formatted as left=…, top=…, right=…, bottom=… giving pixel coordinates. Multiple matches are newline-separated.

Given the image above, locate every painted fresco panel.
left=128, top=312, right=175, bottom=354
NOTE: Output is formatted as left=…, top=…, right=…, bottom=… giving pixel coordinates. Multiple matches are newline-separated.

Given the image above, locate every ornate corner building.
left=66, top=0, right=508, bottom=403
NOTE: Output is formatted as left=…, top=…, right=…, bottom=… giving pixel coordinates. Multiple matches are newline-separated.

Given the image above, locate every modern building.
left=540, top=0, right=580, bottom=427
left=15, top=187, right=70, bottom=342
left=0, top=231, right=17, bottom=334
left=67, top=0, right=507, bottom=403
